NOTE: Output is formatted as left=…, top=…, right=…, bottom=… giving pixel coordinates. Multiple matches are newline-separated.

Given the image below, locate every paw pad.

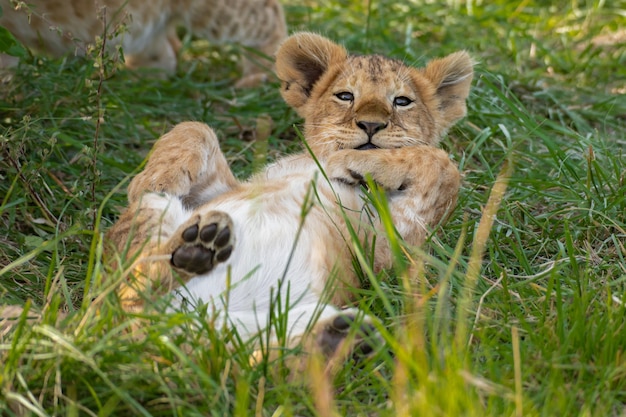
left=171, top=215, right=234, bottom=275
left=318, top=313, right=379, bottom=358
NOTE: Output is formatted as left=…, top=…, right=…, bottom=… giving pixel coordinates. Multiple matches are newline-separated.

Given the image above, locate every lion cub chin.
left=0, top=0, right=286, bottom=86
left=106, top=32, right=473, bottom=362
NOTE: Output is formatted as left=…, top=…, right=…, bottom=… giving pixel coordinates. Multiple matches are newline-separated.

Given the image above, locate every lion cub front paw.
left=325, top=150, right=405, bottom=191
left=171, top=211, right=234, bottom=276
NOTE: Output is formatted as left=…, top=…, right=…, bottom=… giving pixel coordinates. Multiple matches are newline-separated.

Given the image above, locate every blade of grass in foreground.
left=455, top=159, right=513, bottom=351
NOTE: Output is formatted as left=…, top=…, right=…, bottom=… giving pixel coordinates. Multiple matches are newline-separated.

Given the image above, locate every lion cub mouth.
left=355, top=143, right=379, bottom=150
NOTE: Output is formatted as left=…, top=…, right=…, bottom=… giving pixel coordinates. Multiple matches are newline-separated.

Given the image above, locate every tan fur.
left=106, top=32, right=473, bottom=357
left=0, top=0, right=286, bottom=86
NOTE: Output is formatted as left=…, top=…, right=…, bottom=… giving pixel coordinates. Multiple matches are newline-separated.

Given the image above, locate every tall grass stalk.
left=455, top=160, right=513, bottom=350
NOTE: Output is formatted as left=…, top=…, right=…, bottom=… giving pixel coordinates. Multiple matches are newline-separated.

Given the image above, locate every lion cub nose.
left=356, top=121, right=388, bottom=138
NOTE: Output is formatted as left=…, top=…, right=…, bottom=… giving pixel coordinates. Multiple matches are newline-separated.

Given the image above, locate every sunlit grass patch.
left=1, top=0, right=625, bottom=415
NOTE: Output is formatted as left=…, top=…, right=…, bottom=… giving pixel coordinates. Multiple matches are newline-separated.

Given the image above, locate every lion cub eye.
left=393, top=96, right=413, bottom=107
left=335, top=92, right=354, bottom=102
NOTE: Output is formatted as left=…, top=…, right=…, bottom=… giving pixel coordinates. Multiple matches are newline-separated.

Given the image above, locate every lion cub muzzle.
left=355, top=121, right=387, bottom=149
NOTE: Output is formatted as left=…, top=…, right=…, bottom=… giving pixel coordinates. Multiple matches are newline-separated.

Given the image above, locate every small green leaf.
left=0, top=25, right=27, bottom=57
left=24, top=235, right=44, bottom=249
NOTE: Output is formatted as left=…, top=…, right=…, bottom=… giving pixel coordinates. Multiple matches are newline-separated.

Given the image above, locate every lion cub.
left=107, top=32, right=473, bottom=356
left=0, top=0, right=285, bottom=86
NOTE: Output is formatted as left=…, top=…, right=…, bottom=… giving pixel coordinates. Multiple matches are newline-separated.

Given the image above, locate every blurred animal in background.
left=0, top=0, right=286, bottom=86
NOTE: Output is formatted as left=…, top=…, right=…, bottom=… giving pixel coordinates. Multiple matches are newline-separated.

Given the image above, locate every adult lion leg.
left=234, top=0, right=287, bottom=88
left=108, top=122, right=239, bottom=311
left=124, top=29, right=178, bottom=74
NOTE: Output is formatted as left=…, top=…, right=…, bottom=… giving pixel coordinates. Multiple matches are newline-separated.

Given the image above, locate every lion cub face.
left=275, top=33, right=474, bottom=158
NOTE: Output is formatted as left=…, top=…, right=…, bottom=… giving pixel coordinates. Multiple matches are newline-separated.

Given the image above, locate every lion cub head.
left=275, top=33, right=473, bottom=158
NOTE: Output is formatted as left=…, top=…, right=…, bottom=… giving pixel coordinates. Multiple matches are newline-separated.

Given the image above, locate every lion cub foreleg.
left=324, top=147, right=460, bottom=249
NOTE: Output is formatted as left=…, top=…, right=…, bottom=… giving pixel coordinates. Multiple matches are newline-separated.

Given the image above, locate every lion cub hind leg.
left=289, top=309, right=381, bottom=370
left=111, top=122, right=238, bottom=311
left=114, top=208, right=234, bottom=311
left=257, top=307, right=381, bottom=378
left=169, top=210, right=234, bottom=279
left=313, top=311, right=380, bottom=359
left=275, top=309, right=382, bottom=378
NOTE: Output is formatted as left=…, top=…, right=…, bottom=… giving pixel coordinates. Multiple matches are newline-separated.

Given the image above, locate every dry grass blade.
left=455, top=159, right=513, bottom=349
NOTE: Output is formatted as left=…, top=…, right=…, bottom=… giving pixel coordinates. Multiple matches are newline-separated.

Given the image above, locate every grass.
left=1, top=0, right=625, bottom=415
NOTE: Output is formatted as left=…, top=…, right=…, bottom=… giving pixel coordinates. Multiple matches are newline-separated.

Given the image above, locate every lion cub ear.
left=275, top=32, right=348, bottom=111
left=422, top=51, right=474, bottom=129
